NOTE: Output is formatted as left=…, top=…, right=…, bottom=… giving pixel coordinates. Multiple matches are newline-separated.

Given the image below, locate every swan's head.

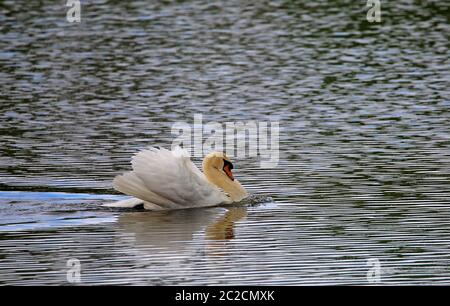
left=202, top=152, right=235, bottom=181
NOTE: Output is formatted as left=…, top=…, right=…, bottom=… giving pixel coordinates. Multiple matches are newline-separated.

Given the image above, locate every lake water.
left=0, top=0, right=449, bottom=285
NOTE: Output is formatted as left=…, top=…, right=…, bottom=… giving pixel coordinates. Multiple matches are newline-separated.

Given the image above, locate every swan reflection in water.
left=115, top=206, right=247, bottom=258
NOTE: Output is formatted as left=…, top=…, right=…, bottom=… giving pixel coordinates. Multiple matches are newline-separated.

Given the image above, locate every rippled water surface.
left=1, top=0, right=449, bottom=285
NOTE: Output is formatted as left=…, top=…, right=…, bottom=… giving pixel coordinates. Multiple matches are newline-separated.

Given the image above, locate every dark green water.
left=0, top=0, right=449, bottom=285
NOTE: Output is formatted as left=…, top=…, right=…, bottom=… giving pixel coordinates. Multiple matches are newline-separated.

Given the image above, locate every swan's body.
left=104, top=147, right=248, bottom=210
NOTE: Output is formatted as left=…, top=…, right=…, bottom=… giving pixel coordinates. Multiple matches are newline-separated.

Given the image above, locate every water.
left=0, top=0, right=449, bottom=285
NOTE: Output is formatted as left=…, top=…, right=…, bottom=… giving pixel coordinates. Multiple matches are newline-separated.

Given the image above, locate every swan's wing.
left=113, top=147, right=231, bottom=209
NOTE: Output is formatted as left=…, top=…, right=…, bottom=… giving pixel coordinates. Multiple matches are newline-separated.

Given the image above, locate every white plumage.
left=104, top=147, right=241, bottom=210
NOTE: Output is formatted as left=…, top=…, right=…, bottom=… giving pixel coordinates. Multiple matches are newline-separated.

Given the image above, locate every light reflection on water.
left=0, top=0, right=449, bottom=285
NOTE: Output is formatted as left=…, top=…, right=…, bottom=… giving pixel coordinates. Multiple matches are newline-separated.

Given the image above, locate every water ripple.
left=0, top=0, right=449, bottom=285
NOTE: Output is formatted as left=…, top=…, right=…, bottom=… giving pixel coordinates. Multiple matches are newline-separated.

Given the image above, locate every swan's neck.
left=203, top=164, right=247, bottom=202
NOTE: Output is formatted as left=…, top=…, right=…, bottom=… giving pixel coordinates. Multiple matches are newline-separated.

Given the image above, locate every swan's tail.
left=103, top=197, right=143, bottom=208
left=113, top=170, right=180, bottom=210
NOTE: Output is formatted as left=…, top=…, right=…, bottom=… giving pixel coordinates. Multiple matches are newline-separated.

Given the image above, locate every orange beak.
left=223, top=163, right=234, bottom=181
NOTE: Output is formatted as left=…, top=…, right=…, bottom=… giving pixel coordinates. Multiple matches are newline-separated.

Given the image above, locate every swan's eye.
left=223, top=159, right=234, bottom=181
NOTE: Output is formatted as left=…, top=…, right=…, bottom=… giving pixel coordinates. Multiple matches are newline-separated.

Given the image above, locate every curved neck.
left=202, top=161, right=247, bottom=202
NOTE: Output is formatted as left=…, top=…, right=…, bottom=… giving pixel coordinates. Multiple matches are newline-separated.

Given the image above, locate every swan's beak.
left=223, top=161, right=234, bottom=181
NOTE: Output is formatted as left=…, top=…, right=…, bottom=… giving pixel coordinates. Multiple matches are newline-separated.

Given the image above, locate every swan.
left=104, top=146, right=248, bottom=210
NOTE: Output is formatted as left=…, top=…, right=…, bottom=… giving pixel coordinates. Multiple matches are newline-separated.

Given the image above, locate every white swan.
left=104, top=146, right=248, bottom=210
